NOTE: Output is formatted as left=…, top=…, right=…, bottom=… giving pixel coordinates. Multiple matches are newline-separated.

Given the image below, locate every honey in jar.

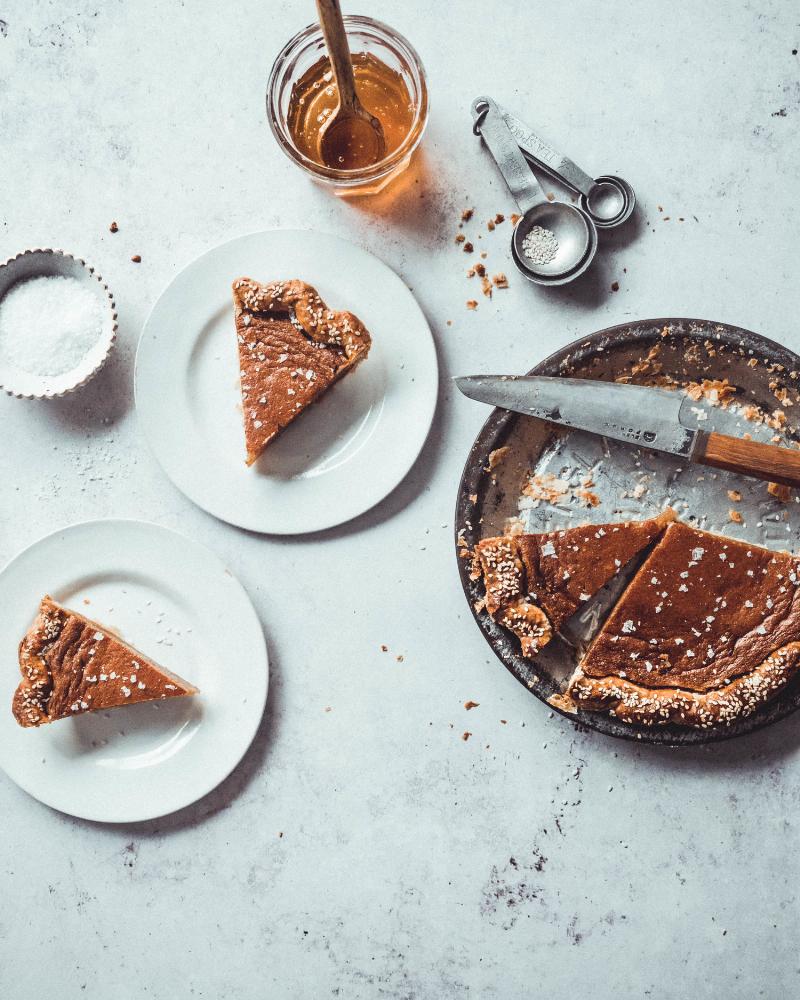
left=287, top=52, right=415, bottom=170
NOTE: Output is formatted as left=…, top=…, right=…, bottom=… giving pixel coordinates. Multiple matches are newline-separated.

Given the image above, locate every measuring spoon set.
left=470, top=96, right=635, bottom=286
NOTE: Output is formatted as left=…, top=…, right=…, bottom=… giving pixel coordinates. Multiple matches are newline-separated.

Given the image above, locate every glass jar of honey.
left=267, top=16, right=428, bottom=195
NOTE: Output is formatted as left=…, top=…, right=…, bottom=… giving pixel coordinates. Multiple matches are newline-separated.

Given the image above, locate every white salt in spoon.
left=471, top=97, right=598, bottom=286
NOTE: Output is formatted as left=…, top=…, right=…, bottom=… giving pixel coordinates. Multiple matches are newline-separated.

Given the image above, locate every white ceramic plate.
left=135, top=230, right=438, bottom=534
left=0, top=520, right=268, bottom=823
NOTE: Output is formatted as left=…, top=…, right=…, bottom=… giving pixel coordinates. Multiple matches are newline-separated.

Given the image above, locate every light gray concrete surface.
left=1, top=1, right=799, bottom=997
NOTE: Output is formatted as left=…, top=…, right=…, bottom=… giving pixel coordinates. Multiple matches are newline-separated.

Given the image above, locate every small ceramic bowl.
left=0, top=249, right=117, bottom=399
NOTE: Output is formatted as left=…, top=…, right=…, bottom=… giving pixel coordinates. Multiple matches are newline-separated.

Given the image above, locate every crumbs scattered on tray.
left=520, top=471, right=602, bottom=510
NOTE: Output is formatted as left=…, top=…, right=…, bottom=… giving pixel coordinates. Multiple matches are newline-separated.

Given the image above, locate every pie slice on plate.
left=474, top=508, right=675, bottom=657
left=232, top=278, right=372, bottom=466
left=560, top=521, right=800, bottom=727
left=13, top=596, right=198, bottom=728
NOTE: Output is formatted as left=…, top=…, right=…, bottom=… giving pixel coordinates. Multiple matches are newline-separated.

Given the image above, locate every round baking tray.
left=455, top=318, right=800, bottom=746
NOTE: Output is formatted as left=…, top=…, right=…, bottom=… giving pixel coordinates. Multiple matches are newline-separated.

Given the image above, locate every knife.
left=455, top=375, right=800, bottom=488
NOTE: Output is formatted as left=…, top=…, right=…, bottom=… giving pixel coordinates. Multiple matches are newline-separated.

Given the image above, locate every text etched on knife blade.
left=600, top=421, right=657, bottom=444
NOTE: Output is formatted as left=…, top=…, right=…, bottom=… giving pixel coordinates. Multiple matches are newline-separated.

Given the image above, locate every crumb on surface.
left=487, top=446, right=510, bottom=470
left=611, top=281, right=620, bottom=292
left=131, top=254, right=142, bottom=263
left=461, top=731, right=472, bottom=741
left=455, top=233, right=465, bottom=244
left=768, top=482, right=792, bottom=502
left=729, top=509, right=743, bottom=524
left=463, top=242, right=474, bottom=254
left=109, top=221, right=118, bottom=233
left=685, top=378, right=737, bottom=406
left=461, top=208, right=474, bottom=222
left=466, top=299, right=478, bottom=310
left=576, top=488, right=601, bottom=507
left=464, top=700, right=480, bottom=710
left=492, top=273, right=509, bottom=288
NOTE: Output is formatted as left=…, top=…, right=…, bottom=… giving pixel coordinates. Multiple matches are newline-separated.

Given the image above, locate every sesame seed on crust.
left=567, top=642, right=800, bottom=727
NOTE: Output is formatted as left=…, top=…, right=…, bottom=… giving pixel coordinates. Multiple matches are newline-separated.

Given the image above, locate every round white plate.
left=0, top=520, right=268, bottom=823
left=135, top=230, right=438, bottom=534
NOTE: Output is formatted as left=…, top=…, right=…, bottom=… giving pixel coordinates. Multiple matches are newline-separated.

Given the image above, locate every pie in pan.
left=561, top=521, right=800, bottom=728
left=232, top=278, right=372, bottom=466
left=13, top=596, right=197, bottom=727
left=477, top=517, right=800, bottom=728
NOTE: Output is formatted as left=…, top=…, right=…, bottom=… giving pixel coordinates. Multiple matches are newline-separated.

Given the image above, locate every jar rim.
left=266, top=15, right=429, bottom=183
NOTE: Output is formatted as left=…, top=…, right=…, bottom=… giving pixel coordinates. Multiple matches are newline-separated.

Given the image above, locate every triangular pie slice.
left=560, top=521, right=800, bottom=727
left=474, top=508, right=675, bottom=658
left=232, top=277, right=372, bottom=465
left=13, top=596, right=198, bottom=728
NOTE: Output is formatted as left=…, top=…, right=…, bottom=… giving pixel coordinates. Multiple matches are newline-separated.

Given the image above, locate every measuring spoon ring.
left=496, top=104, right=635, bottom=229
left=471, top=96, right=597, bottom=286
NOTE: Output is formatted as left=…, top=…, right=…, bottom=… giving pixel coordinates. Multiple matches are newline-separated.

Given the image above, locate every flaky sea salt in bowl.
left=0, top=249, right=117, bottom=399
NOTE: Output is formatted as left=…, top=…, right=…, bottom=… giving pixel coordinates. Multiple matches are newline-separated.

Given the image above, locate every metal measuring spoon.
left=496, top=104, right=635, bottom=229
left=471, top=97, right=597, bottom=285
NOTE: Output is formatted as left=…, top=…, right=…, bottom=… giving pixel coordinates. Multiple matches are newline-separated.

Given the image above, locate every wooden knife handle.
left=695, top=431, right=800, bottom=488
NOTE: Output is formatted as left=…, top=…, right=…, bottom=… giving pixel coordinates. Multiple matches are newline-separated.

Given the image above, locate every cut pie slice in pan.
left=474, top=508, right=675, bottom=658
left=560, top=521, right=800, bottom=727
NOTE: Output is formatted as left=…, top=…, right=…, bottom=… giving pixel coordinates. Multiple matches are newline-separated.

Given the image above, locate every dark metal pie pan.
left=454, top=318, right=800, bottom=746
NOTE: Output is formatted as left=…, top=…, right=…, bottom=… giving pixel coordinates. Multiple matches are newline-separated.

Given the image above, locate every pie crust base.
left=557, top=642, right=800, bottom=728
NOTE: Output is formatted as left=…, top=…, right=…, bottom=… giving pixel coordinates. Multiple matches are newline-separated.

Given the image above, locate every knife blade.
left=454, top=374, right=800, bottom=488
